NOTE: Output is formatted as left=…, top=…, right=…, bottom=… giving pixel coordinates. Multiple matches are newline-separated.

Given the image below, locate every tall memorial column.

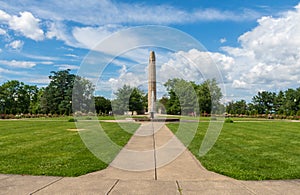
left=148, top=51, right=156, bottom=118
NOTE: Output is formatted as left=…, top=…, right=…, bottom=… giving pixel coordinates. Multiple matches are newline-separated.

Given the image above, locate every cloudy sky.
left=0, top=0, right=300, bottom=102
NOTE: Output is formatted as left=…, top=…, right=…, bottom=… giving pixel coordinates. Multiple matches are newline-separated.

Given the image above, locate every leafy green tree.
left=94, top=96, right=112, bottom=115
left=166, top=89, right=181, bottom=115
left=41, top=70, right=94, bottom=115
left=30, top=88, right=44, bottom=114
left=164, top=78, right=198, bottom=115
left=226, top=101, right=235, bottom=114
left=284, top=88, right=299, bottom=115
left=195, top=79, right=222, bottom=114
left=112, top=85, right=145, bottom=115
left=297, top=87, right=300, bottom=113
left=72, top=76, right=95, bottom=113
left=41, top=70, right=75, bottom=114
left=163, top=79, right=180, bottom=115
left=129, top=88, right=145, bottom=114
left=158, top=96, right=169, bottom=114
left=0, top=80, right=38, bottom=114
left=142, top=93, right=148, bottom=112
left=252, top=91, right=276, bottom=114
left=163, top=78, right=222, bottom=115
left=236, top=100, right=247, bottom=115
left=196, top=81, right=210, bottom=114
left=226, top=100, right=248, bottom=115
left=274, top=90, right=285, bottom=114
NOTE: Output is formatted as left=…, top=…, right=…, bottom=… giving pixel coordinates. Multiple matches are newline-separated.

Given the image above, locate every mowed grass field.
left=0, top=120, right=139, bottom=176
left=168, top=121, right=300, bottom=180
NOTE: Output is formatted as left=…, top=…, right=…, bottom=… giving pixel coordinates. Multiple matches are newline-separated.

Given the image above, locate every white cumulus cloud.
left=8, top=11, right=44, bottom=41
left=0, top=10, right=11, bottom=21
left=5, top=40, right=24, bottom=50
left=0, top=28, right=6, bottom=35
left=0, top=60, right=36, bottom=68
left=0, top=0, right=262, bottom=26
left=0, top=10, right=44, bottom=41
left=232, top=80, right=248, bottom=89
left=222, top=3, right=300, bottom=92
left=72, top=25, right=126, bottom=49
left=220, top=38, right=227, bottom=43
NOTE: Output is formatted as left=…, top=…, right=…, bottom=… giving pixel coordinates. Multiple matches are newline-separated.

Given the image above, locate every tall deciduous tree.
left=284, top=88, right=299, bottom=116
left=274, top=90, right=285, bottom=114
left=41, top=70, right=75, bottom=114
left=41, top=70, right=94, bottom=115
left=163, top=78, right=222, bottom=115
left=195, top=79, right=223, bottom=114
left=94, top=96, right=112, bottom=115
left=0, top=80, right=38, bottom=114
left=252, top=91, right=276, bottom=114
left=112, top=85, right=145, bottom=115
left=226, top=100, right=247, bottom=115
left=72, top=76, right=95, bottom=113
left=164, top=78, right=198, bottom=115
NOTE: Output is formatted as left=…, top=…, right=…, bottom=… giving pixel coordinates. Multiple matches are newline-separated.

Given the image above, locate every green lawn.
left=0, top=120, right=139, bottom=176
left=168, top=121, right=300, bottom=180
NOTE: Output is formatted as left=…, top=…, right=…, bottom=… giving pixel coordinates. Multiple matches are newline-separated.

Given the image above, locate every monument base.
left=132, top=117, right=180, bottom=122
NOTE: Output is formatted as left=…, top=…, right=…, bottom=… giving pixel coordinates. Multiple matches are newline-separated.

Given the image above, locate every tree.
left=226, top=100, right=247, bottom=115
left=163, top=78, right=222, bottom=115
left=166, top=89, right=181, bottom=115
left=94, top=96, right=112, bottom=115
left=158, top=96, right=169, bottom=114
left=284, top=88, right=299, bottom=116
left=30, top=88, right=43, bottom=114
left=195, top=79, right=222, bottom=114
left=72, top=76, right=95, bottom=113
left=235, top=100, right=247, bottom=115
left=41, top=70, right=75, bottom=114
left=274, top=90, right=285, bottom=114
left=164, top=78, right=198, bottom=115
left=252, top=91, right=276, bottom=114
left=41, top=70, right=94, bottom=115
left=0, top=80, right=38, bottom=114
left=129, top=88, right=145, bottom=114
left=112, top=85, right=145, bottom=115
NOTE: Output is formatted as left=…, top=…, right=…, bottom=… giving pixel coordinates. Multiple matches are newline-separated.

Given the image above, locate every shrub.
left=68, top=118, right=77, bottom=122
left=225, top=118, right=234, bottom=123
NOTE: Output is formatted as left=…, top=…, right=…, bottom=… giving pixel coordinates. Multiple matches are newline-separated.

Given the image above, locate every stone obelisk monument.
left=148, top=51, right=156, bottom=118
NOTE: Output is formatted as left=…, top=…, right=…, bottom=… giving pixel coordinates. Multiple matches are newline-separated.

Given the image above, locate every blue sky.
left=0, top=0, right=300, bottom=102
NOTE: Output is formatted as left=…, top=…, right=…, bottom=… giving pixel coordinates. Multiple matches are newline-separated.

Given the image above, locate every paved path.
left=1, top=122, right=299, bottom=194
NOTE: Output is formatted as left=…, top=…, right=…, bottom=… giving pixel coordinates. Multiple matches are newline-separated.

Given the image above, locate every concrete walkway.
left=1, top=122, right=299, bottom=194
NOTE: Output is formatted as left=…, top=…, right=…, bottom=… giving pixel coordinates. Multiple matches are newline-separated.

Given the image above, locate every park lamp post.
left=69, top=101, right=72, bottom=116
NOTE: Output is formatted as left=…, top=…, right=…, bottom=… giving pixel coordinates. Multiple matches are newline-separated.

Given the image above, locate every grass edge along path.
left=0, top=120, right=140, bottom=177
left=167, top=121, right=300, bottom=180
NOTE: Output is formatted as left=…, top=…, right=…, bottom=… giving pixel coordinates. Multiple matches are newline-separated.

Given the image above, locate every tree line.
left=0, top=70, right=223, bottom=117
left=0, top=70, right=111, bottom=117
left=112, top=78, right=223, bottom=115
left=226, top=89, right=300, bottom=117
left=1, top=69, right=299, bottom=118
